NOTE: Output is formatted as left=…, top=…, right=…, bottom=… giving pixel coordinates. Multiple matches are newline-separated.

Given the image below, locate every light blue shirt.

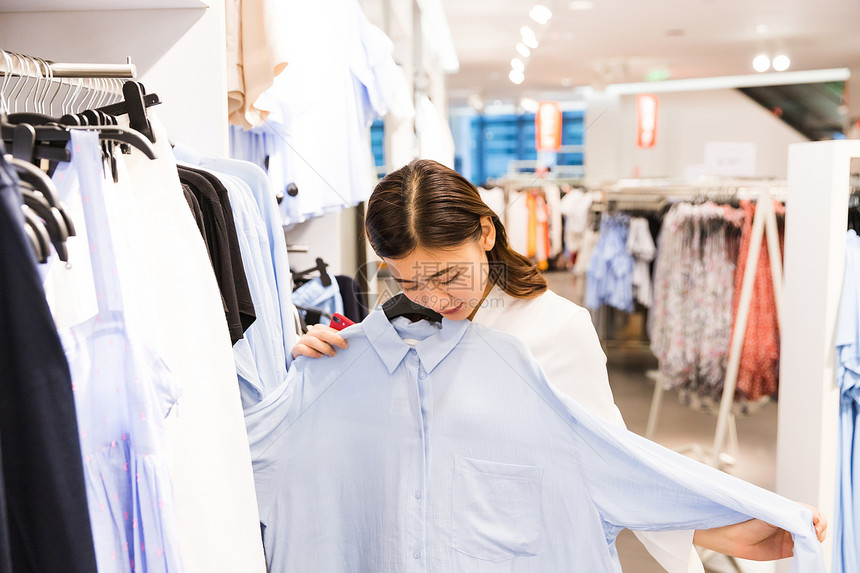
left=291, top=273, right=344, bottom=323
left=245, top=310, right=823, bottom=572
left=835, top=229, right=860, bottom=573
left=218, top=172, right=288, bottom=406
left=174, top=146, right=298, bottom=401
left=587, top=213, right=634, bottom=312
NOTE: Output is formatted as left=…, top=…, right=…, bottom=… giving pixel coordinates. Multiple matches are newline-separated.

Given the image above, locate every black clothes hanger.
left=8, top=156, right=65, bottom=208
left=292, top=257, right=332, bottom=287
left=65, top=125, right=157, bottom=160
left=22, top=218, right=43, bottom=263
left=20, top=187, right=70, bottom=262
left=95, top=81, right=158, bottom=143
left=96, top=83, right=161, bottom=120
left=8, top=152, right=80, bottom=242
left=21, top=204, right=50, bottom=264
left=1, top=116, right=73, bottom=164
left=382, top=292, right=442, bottom=323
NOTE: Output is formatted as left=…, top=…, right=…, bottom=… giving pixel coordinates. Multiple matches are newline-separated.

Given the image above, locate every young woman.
left=292, top=159, right=826, bottom=571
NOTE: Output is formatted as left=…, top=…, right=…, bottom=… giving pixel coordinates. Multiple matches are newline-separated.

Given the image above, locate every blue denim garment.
left=245, top=310, right=824, bottom=573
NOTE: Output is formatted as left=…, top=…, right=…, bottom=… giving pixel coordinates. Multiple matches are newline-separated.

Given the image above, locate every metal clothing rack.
left=637, top=180, right=787, bottom=471
left=0, top=50, right=137, bottom=115
left=0, top=53, right=137, bottom=78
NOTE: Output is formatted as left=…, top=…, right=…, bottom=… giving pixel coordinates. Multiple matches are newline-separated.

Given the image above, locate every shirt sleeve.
left=243, top=366, right=300, bottom=524
left=555, top=392, right=825, bottom=573
left=536, top=305, right=702, bottom=572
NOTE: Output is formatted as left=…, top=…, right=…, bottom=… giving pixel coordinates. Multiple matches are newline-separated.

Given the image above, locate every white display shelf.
left=0, top=0, right=208, bottom=12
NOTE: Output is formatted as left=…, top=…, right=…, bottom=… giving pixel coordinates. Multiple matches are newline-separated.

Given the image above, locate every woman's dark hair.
left=365, top=159, right=547, bottom=299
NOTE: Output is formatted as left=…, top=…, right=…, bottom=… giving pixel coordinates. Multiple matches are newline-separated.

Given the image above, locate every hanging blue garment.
left=586, top=213, right=634, bottom=312
left=835, top=229, right=860, bottom=573
left=292, top=273, right=344, bottom=322
left=54, top=132, right=185, bottom=573
left=174, top=145, right=299, bottom=404
left=245, top=310, right=825, bottom=573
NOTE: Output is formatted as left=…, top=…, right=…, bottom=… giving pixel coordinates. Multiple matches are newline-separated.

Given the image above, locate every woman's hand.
left=291, top=324, right=348, bottom=359
left=693, top=504, right=827, bottom=561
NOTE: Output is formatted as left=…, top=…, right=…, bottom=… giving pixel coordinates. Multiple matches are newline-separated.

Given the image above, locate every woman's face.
left=382, top=218, right=495, bottom=322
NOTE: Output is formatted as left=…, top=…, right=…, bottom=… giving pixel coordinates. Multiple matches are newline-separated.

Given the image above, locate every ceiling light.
left=520, top=97, right=539, bottom=112
left=509, top=69, right=525, bottom=84
left=511, top=58, right=525, bottom=72
left=529, top=5, right=552, bottom=25
left=569, top=0, right=595, bottom=10
left=521, top=26, right=539, bottom=49
left=755, top=24, right=769, bottom=35
left=752, top=53, right=770, bottom=73
left=516, top=43, right=531, bottom=58
left=561, top=78, right=572, bottom=87
left=772, top=54, right=791, bottom=72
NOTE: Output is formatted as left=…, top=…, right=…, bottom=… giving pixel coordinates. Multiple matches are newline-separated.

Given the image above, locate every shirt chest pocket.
left=451, top=456, right=544, bottom=562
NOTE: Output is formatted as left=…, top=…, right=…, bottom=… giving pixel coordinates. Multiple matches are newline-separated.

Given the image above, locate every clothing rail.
left=591, top=178, right=787, bottom=213
left=493, top=174, right=584, bottom=188
left=0, top=52, right=137, bottom=79
left=640, top=182, right=785, bottom=471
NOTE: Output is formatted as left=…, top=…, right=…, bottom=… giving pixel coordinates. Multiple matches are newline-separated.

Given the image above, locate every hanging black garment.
left=0, top=154, right=98, bottom=572
left=178, top=166, right=256, bottom=344
left=335, top=274, right=369, bottom=322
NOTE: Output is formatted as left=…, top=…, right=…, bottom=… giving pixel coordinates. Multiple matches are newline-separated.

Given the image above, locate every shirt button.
left=414, top=490, right=422, bottom=499
left=418, top=371, right=426, bottom=379
left=413, top=551, right=421, bottom=559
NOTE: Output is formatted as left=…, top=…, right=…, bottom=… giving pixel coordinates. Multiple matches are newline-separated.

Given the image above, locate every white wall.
left=584, top=89, right=807, bottom=181
left=0, top=3, right=228, bottom=156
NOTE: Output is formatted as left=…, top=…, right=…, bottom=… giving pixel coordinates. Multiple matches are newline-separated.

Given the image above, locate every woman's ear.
left=480, top=216, right=496, bottom=251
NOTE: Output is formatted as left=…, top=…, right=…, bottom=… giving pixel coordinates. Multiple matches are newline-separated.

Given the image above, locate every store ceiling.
left=427, top=0, right=860, bottom=104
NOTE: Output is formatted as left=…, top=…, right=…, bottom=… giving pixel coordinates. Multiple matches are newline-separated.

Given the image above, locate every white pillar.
left=776, top=140, right=860, bottom=572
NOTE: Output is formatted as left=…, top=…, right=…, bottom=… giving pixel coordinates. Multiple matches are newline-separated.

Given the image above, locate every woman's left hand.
left=692, top=504, right=827, bottom=561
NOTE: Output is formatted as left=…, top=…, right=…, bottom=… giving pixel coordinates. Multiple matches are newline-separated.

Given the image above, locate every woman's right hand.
left=291, top=324, right=349, bottom=359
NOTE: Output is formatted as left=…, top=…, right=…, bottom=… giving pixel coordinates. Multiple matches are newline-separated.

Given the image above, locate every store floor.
left=544, top=272, right=781, bottom=573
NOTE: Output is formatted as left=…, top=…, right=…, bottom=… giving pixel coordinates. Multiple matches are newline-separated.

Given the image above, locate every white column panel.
left=777, top=140, right=860, bottom=572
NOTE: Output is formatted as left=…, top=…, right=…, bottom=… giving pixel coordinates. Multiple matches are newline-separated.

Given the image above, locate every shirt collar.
left=361, top=309, right=472, bottom=374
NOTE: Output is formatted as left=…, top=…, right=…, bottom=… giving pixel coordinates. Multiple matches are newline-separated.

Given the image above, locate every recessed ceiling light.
left=561, top=78, right=572, bottom=87
left=511, top=58, right=525, bottom=72
left=569, top=0, right=595, bottom=10
left=530, top=5, right=553, bottom=25
left=516, top=43, right=531, bottom=58
left=521, top=26, right=539, bottom=49
left=756, top=24, right=769, bottom=34
left=772, top=54, right=791, bottom=72
left=752, top=53, right=771, bottom=73
left=509, top=69, right=525, bottom=84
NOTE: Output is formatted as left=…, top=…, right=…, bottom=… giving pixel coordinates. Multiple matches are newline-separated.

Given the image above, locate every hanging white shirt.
left=120, top=113, right=267, bottom=573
